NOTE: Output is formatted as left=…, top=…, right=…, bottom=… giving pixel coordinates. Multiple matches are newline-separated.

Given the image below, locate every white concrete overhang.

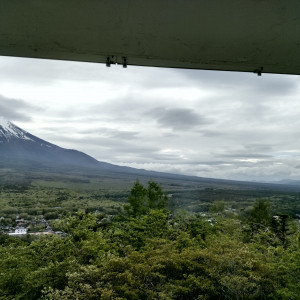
left=0, top=0, right=299, bottom=75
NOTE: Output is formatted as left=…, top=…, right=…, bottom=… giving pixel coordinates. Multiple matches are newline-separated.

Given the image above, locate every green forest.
left=0, top=181, right=299, bottom=299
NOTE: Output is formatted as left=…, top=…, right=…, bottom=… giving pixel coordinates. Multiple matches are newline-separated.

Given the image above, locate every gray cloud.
left=244, top=144, right=275, bottom=153
left=197, top=130, right=224, bottom=137
left=149, top=107, right=209, bottom=130
left=0, top=56, right=112, bottom=85
left=0, top=94, right=37, bottom=121
left=0, top=56, right=187, bottom=89
left=1, top=55, right=300, bottom=182
left=78, top=127, right=139, bottom=140
left=220, top=153, right=273, bottom=159
left=180, top=160, right=230, bottom=166
left=177, top=69, right=298, bottom=96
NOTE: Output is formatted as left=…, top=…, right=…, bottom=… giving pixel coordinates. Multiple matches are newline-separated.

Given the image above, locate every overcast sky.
left=0, top=55, right=300, bottom=182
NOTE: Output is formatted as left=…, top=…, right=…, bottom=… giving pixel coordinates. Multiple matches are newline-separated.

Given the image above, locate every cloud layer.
left=0, top=56, right=300, bottom=182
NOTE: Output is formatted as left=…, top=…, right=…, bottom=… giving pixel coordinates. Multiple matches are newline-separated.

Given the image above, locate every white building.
left=8, top=227, right=28, bottom=236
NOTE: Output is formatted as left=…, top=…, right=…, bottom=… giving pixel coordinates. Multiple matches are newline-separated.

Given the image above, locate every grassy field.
left=1, top=167, right=299, bottom=299
left=0, top=167, right=299, bottom=232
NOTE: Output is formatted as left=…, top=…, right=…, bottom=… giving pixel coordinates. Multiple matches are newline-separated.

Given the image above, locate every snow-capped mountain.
left=0, top=117, right=192, bottom=177
left=0, top=117, right=158, bottom=176
left=0, top=117, right=113, bottom=169
left=0, top=117, right=63, bottom=152
left=0, top=117, right=34, bottom=142
left=1, top=119, right=297, bottom=191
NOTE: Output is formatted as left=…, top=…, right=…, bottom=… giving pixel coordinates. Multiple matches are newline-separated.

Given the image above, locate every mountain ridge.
left=0, top=118, right=187, bottom=178
left=1, top=117, right=300, bottom=192
left=0, top=117, right=122, bottom=170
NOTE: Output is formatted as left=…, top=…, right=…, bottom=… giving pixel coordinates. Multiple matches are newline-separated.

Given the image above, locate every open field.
left=0, top=167, right=299, bottom=233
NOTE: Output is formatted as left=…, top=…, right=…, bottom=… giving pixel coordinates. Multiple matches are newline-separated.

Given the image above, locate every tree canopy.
left=0, top=182, right=299, bottom=299
left=124, top=180, right=168, bottom=217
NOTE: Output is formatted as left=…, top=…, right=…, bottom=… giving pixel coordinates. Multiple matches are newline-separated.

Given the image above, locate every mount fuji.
left=1, top=117, right=299, bottom=194
left=0, top=117, right=138, bottom=173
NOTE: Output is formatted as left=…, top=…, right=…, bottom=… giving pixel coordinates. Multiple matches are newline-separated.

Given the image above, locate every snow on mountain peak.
left=0, top=117, right=33, bottom=142
left=0, top=116, right=11, bottom=129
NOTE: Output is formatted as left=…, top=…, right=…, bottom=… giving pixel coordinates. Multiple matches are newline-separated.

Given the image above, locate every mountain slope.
left=1, top=117, right=300, bottom=195
left=0, top=118, right=173, bottom=176
left=0, top=118, right=116, bottom=169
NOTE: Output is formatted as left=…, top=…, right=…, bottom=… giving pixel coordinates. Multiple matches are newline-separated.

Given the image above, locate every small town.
left=0, top=214, right=65, bottom=237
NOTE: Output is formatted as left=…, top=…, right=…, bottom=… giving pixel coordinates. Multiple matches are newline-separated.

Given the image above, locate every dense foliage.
left=0, top=182, right=299, bottom=299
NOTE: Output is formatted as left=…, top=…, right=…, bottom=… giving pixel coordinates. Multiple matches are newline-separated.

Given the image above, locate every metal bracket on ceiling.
left=254, top=67, right=263, bottom=76
left=106, top=56, right=114, bottom=67
left=106, top=56, right=128, bottom=68
left=122, top=57, right=127, bottom=68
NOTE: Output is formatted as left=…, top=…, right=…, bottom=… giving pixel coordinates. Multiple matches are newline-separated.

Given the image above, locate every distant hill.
left=0, top=117, right=147, bottom=173
left=274, top=179, right=300, bottom=186
left=0, top=118, right=217, bottom=178
left=1, top=117, right=300, bottom=194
